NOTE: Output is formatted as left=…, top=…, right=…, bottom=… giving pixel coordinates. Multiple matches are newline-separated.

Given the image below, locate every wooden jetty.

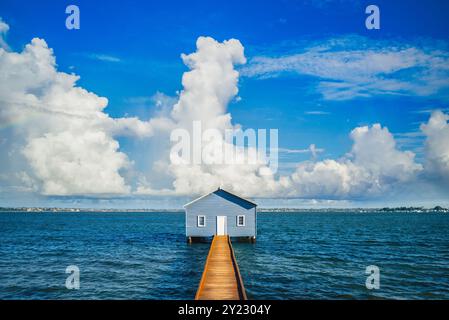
left=195, top=235, right=247, bottom=300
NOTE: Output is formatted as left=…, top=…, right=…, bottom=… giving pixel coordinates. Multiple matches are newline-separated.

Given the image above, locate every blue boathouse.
left=184, top=188, right=257, bottom=242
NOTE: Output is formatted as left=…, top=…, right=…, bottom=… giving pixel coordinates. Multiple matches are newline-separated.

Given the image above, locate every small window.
left=197, top=215, right=206, bottom=227
left=237, top=215, right=245, bottom=227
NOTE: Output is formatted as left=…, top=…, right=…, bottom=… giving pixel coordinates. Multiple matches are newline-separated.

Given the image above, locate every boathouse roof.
left=183, top=188, right=257, bottom=209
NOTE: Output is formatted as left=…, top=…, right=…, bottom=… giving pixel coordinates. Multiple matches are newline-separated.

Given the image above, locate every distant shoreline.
left=1, top=206, right=448, bottom=213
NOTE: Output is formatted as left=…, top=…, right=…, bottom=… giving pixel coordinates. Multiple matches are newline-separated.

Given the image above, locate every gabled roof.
left=184, top=188, right=257, bottom=209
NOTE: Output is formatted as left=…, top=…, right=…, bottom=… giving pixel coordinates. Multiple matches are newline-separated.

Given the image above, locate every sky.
left=1, top=0, right=449, bottom=208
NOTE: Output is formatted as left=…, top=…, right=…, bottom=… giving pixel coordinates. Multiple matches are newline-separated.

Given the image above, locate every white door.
left=216, top=216, right=227, bottom=235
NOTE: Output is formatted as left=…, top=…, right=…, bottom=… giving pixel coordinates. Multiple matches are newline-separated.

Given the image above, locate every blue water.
left=1, top=212, right=449, bottom=299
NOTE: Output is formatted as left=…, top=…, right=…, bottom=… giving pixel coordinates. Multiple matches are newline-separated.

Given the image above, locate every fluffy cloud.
left=138, top=37, right=285, bottom=197
left=290, top=124, right=423, bottom=198
left=138, top=37, right=423, bottom=199
left=159, top=122, right=423, bottom=199
left=171, top=37, right=246, bottom=130
left=0, top=33, right=169, bottom=195
left=22, top=130, right=129, bottom=195
left=421, top=110, right=449, bottom=183
left=242, top=36, right=449, bottom=100
left=1, top=19, right=447, bottom=200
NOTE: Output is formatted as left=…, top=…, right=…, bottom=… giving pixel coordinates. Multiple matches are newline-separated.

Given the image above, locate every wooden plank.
left=195, top=235, right=247, bottom=300
left=228, top=235, right=248, bottom=300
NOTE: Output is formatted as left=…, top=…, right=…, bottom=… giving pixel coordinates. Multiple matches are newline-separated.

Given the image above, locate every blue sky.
left=1, top=0, right=449, bottom=208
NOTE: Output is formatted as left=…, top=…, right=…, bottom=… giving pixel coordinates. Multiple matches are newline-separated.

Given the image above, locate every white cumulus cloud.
left=290, top=124, right=423, bottom=198
left=1, top=18, right=448, bottom=201
left=137, top=37, right=284, bottom=197
left=137, top=36, right=423, bottom=199
left=421, top=110, right=449, bottom=184
left=0, top=33, right=169, bottom=195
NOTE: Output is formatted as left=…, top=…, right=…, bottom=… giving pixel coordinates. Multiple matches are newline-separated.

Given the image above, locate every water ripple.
left=1, top=211, right=449, bottom=299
